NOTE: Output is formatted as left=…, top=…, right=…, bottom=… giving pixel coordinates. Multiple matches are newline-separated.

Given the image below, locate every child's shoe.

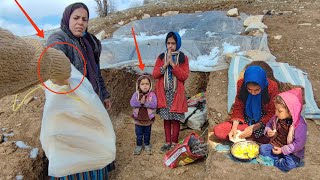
left=145, top=145, right=152, bottom=155
left=134, top=145, right=143, bottom=155
left=160, top=143, right=171, bottom=153
left=170, top=143, right=177, bottom=149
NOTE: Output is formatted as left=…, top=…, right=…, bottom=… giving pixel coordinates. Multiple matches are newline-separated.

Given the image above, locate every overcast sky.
left=0, top=0, right=143, bottom=36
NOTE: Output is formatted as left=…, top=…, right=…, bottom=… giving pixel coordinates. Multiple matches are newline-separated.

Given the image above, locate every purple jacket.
left=264, top=88, right=307, bottom=159
left=130, top=92, right=157, bottom=122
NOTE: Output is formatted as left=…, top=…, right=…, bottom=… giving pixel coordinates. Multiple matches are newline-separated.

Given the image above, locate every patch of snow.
left=15, top=141, right=31, bottom=149
left=30, top=148, right=39, bottom=159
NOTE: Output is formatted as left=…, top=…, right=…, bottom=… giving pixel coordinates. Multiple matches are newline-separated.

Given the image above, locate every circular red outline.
left=37, top=42, right=87, bottom=94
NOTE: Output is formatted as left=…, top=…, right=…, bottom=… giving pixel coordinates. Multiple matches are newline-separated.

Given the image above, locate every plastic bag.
left=164, top=133, right=207, bottom=168
left=184, top=105, right=207, bottom=130
left=40, top=65, right=116, bottom=177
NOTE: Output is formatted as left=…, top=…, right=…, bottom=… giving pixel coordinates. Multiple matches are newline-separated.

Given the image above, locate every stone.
left=162, top=11, right=179, bottom=17
left=130, top=16, right=137, bottom=21
left=118, top=20, right=124, bottom=25
left=243, top=15, right=264, bottom=27
left=282, top=11, right=293, bottom=15
left=226, top=8, right=239, bottom=17
left=95, top=30, right=106, bottom=41
left=249, top=30, right=264, bottom=37
left=263, top=9, right=276, bottom=15
left=298, top=23, right=312, bottom=26
left=142, top=14, right=151, bottom=19
left=245, top=22, right=268, bottom=33
left=274, top=35, right=282, bottom=40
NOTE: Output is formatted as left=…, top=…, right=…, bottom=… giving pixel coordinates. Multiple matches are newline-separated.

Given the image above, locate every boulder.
left=227, top=8, right=239, bottom=17
left=162, top=11, right=179, bottom=17
left=142, top=14, right=151, bottom=19
left=95, top=30, right=106, bottom=41
left=243, top=15, right=264, bottom=27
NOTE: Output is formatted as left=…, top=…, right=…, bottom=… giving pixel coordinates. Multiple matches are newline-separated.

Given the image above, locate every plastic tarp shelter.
left=100, top=11, right=269, bottom=73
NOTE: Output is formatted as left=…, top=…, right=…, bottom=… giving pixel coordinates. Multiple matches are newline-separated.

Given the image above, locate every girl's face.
left=69, top=8, right=88, bottom=37
left=139, top=78, right=150, bottom=93
left=166, top=37, right=177, bottom=52
left=246, top=83, right=261, bottom=96
left=275, top=103, right=291, bottom=119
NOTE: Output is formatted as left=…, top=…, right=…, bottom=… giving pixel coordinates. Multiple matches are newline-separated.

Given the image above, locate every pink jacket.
left=130, top=91, right=157, bottom=121
left=264, top=88, right=307, bottom=159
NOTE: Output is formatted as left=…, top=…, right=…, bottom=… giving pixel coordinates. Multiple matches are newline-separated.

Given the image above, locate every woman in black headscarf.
left=47, top=2, right=111, bottom=108
left=47, top=2, right=114, bottom=180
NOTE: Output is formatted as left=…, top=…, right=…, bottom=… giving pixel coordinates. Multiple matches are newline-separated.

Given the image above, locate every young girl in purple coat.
left=130, top=75, right=157, bottom=155
left=260, top=88, right=307, bottom=171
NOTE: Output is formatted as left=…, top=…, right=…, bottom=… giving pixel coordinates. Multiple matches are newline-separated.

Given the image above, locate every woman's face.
left=166, top=37, right=177, bottom=52
left=246, top=83, right=261, bottom=96
left=69, top=8, right=88, bottom=37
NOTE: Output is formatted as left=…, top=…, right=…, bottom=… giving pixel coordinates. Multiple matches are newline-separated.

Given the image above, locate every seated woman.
left=213, top=65, right=279, bottom=143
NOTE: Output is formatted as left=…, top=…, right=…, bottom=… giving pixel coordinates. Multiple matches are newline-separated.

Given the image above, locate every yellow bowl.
left=230, top=141, right=259, bottom=161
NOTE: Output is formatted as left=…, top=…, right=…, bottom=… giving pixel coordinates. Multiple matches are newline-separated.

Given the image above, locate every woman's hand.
left=163, top=50, right=172, bottom=69
left=228, top=120, right=239, bottom=141
left=163, top=58, right=170, bottom=69
left=104, top=98, right=112, bottom=110
left=267, top=129, right=276, bottom=137
left=272, top=146, right=282, bottom=155
left=167, top=49, right=176, bottom=67
left=239, top=125, right=254, bottom=139
left=169, top=58, right=175, bottom=67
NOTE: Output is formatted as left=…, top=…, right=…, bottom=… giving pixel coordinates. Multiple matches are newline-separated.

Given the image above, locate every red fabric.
left=230, top=78, right=279, bottom=125
left=164, top=120, right=181, bottom=144
left=152, top=56, right=189, bottom=113
left=213, top=121, right=270, bottom=144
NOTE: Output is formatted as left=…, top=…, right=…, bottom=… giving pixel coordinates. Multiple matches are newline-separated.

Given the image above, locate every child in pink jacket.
left=130, top=75, right=157, bottom=155
left=260, top=88, right=307, bottom=171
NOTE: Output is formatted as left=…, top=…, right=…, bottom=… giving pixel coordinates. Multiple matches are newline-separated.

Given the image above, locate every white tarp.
left=100, top=11, right=269, bottom=73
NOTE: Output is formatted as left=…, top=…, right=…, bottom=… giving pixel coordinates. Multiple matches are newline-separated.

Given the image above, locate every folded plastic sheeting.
left=100, top=11, right=270, bottom=73
left=40, top=65, right=116, bottom=177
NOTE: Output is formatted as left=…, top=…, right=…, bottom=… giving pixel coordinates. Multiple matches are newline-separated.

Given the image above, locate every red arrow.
left=15, top=0, right=44, bottom=38
left=131, top=26, right=145, bottom=71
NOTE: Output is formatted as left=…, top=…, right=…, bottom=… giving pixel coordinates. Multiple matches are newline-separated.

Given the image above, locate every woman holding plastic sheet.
left=213, top=65, right=279, bottom=144
left=46, top=2, right=114, bottom=179
left=152, top=32, right=189, bottom=152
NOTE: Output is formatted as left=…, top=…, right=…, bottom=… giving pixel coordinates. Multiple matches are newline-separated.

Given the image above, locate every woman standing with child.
left=152, top=32, right=189, bottom=152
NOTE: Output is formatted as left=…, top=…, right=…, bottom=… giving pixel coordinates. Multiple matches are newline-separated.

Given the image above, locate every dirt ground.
left=1, top=0, right=320, bottom=179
